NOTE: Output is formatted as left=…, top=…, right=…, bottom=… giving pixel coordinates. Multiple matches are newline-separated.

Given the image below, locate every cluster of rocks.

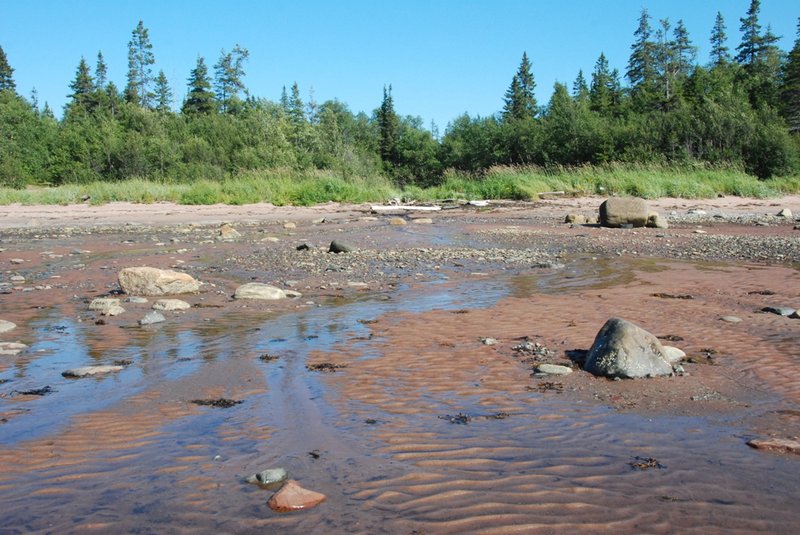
left=244, top=467, right=326, bottom=512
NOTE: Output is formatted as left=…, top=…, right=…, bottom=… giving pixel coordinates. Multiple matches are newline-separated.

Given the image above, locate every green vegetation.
left=1, top=3, right=800, bottom=204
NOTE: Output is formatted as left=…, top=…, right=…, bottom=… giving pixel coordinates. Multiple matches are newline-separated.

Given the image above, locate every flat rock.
left=234, top=283, right=286, bottom=300
left=747, top=438, right=800, bottom=455
left=119, top=267, right=200, bottom=296
left=762, top=306, right=797, bottom=317
left=584, top=318, right=673, bottom=378
left=0, top=320, right=17, bottom=334
left=124, top=296, right=149, bottom=304
left=412, top=218, right=433, bottom=224
left=599, top=197, right=649, bottom=228
left=662, top=346, right=686, bottom=364
left=267, top=480, right=327, bottom=512
left=329, top=240, right=355, bottom=254
left=89, top=298, right=121, bottom=311
left=0, top=342, right=27, bottom=355
left=152, top=299, right=191, bottom=311
left=388, top=217, right=407, bottom=226
left=62, top=365, right=125, bottom=378
left=720, top=316, right=742, bottom=323
left=535, top=364, right=573, bottom=375
left=139, top=311, right=166, bottom=325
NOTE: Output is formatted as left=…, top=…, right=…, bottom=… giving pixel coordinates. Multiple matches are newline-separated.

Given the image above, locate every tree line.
left=1, top=0, right=799, bottom=190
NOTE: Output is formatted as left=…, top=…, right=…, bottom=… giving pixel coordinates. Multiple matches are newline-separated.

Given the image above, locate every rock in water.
left=139, top=311, right=166, bottom=325
left=245, top=468, right=288, bottom=488
left=0, top=320, right=17, bottom=334
left=152, top=299, right=191, bottom=311
left=234, top=283, right=287, bottom=300
left=63, top=365, right=125, bottom=378
left=747, top=438, right=800, bottom=455
left=329, top=240, right=354, bottom=254
left=119, top=267, right=200, bottom=296
left=267, top=480, right=326, bottom=512
left=584, top=318, right=674, bottom=378
left=0, top=342, right=27, bottom=355
left=599, top=197, right=650, bottom=228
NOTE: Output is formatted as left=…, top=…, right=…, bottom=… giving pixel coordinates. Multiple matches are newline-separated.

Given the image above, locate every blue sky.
left=1, top=1, right=797, bottom=129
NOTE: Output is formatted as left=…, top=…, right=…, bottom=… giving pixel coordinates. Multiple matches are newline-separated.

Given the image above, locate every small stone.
left=267, top=480, right=327, bottom=512
left=62, top=365, right=125, bottom=378
left=412, top=218, right=433, bottom=224
left=284, top=290, right=303, bottom=298
left=101, top=305, right=126, bottom=316
left=245, top=468, right=288, bottom=488
left=124, top=296, right=149, bottom=304
left=747, top=438, right=800, bottom=455
left=0, top=320, right=17, bottom=334
left=565, top=214, right=587, bottom=225
left=388, top=217, right=407, bottom=226
left=481, top=337, right=498, bottom=346
left=693, top=229, right=707, bottom=234
left=777, top=208, right=793, bottom=219
left=720, top=316, right=742, bottom=323
left=283, top=222, right=296, bottom=229
left=152, top=299, right=191, bottom=311
left=139, top=311, right=166, bottom=325
left=329, top=240, right=355, bottom=254
left=89, top=297, right=121, bottom=311
left=10, top=258, right=24, bottom=264
left=218, top=224, right=241, bottom=240
left=234, top=283, right=287, bottom=300
left=10, top=275, right=25, bottom=282
left=662, top=346, right=686, bottom=363
left=0, top=342, right=27, bottom=355
left=762, top=306, right=797, bottom=317
left=535, top=364, right=573, bottom=375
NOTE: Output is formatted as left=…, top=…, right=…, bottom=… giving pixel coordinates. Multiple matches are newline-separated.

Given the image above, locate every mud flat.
left=0, top=197, right=798, bottom=533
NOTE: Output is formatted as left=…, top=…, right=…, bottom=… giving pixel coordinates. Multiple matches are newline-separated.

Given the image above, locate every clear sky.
left=1, top=1, right=797, bottom=130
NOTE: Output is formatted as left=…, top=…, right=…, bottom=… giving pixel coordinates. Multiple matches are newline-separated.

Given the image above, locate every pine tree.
left=627, top=9, right=659, bottom=108
left=154, top=70, right=172, bottom=113
left=573, top=70, right=589, bottom=102
left=710, top=11, right=730, bottom=67
left=95, top=51, right=108, bottom=89
left=781, top=18, right=800, bottom=132
left=182, top=56, right=215, bottom=115
left=590, top=53, right=614, bottom=115
left=736, top=0, right=762, bottom=66
left=125, top=20, right=156, bottom=107
left=672, top=20, right=696, bottom=77
left=214, top=44, right=249, bottom=113
left=502, top=52, right=537, bottom=121
left=377, top=84, right=399, bottom=166
left=0, top=45, right=16, bottom=92
left=68, top=57, right=96, bottom=111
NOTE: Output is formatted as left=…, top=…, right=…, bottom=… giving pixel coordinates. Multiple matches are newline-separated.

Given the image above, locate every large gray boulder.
left=118, top=267, right=200, bottom=296
left=599, top=197, right=650, bottom=228
left=584, top=318, right=674, bottom=378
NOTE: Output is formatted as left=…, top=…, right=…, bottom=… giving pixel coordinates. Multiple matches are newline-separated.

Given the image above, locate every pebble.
left=535, top=364, right=573, bottom=375
left=124, top=296, right=149, bottom=304
left=481, top=338, right=498, bottom=346
left=720, top=316, right=743, bottom=323
left=10, top=276, right=25, bottom=282
left=283, top=222, right=296, bottom=229
left=412, top=218, right=434, bottom=224
left=245, top=468, right=288, bottom=488
left=10, top=258, right=24, bottom=264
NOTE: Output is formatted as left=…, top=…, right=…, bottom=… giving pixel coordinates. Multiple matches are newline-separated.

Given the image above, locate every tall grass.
left=0, top=163, right=797, bottom=206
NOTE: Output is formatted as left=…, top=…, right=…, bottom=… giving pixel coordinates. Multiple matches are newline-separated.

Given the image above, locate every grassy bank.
left=1, top=164, right=798, bottom=206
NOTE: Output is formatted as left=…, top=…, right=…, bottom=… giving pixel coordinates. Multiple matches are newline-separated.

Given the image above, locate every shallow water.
left=1, top=256, right=799, bottom=534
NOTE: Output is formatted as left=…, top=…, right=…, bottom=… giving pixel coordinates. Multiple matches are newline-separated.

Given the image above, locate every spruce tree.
left=182, top=56, right=215, bottom=115
left=710, top=11, right=730, bottom=67
left=289, top=82, right=305, bottom=125
left=573, top=70, right=589, bottom=102
left=736, top=0, right=762, bottom=66
left=781, top=19, right=800, bottom=132
left=214, top=44, right=249, bottom=113
left=377, top=84, right=399, bottom=167
left=672, top=20, right=696, bottom=77
left=95, top=51, right=108, bottom=89
left=590, top=53, right=614, bottom=115
left=0, top=45, right=16, bottom=93
left=279, top=85, right=290, bottom=113
left=125, top=20, right=156, bottom=107
left=502, top=52, right=537, bottom=121
left=68, top=57, right=96, bottom=112
left=154, top=70, right=172, bottom=113
left=627, top=9, right=659, bottom=109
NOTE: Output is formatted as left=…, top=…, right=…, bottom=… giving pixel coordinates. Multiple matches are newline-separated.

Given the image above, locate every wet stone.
left=152, top=299, right=191, bottom=311
left=267, top=480, right=327, bottom=513
left=234, top=283, right=286, bottom=300
left=0, top=320, right=17, bottom=334
left=245, top=468, right=288, bottom=489
left=62, top=365, right=125, bottom=378
left=747, top=438, right=800, bottom=455
left=191, top=398, right=243, bottom=408
left=762, top=306, right=797, bottom=317
left=139, top=311, right=166, bottom=325
left=535, top=364, right=573, bottom=375
left=0, top=342, right=27, bottom=355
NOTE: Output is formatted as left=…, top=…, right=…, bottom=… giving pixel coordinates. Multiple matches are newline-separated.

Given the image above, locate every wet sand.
left=0, top=197, right=799, bottom=533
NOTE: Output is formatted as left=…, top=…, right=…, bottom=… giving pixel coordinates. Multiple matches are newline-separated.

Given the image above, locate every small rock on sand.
left=0, top=320, right=17, bottom=334
left=267, top=480, right=327, bottom=512
left=720, top=316, right=743, bottom=323
left=762, top=306, right=797, bottom=317
left=152, top=299, right=191, bottom=311
left=234, top=283, right=287, bottom=300
left=777, top=208, right=793, bottom=219
left=662, top=346, right=686, bottom=364
left=329, top=240, right=355, bottom=254
left=584, top=317, right=673, bottom=378
left=535, top=364, right=573, bottom=375
left=62, top=365, right=125, bottom=378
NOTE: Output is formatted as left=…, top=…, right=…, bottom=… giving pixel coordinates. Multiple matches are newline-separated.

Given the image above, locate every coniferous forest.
left=1, top=1, right=800, bottom=202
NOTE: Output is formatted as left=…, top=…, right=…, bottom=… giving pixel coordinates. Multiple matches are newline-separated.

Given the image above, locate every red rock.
left=267, top=480, right=326, bottom=512
left=747, top=438, right=800, bottom=455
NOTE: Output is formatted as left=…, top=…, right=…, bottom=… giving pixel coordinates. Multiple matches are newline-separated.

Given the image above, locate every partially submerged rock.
left=245, top=468, right=288, bottom=488
left=89, top=298, right=125, bottom=316
left=599, top=197, right=649, bottom=228
left=0, top=319, right=17, bottom=334
left=119, top=267, right=200, bottom=296
left=62, top=365, right=125, bottom=378
left=139, top=311, right=166, bottom=325
left=152, top=299, right=191, bottom=311
left=234, top=283, right=286, bottom=300
left=762, top=306, right=797, bottom=317
left=0, top=342, right=27, bottom=356
left=747, top=438, right=800, bottom=455
left=584, top=318, right=674, bottom=378
left=267, top=480, right=327, bottom=512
